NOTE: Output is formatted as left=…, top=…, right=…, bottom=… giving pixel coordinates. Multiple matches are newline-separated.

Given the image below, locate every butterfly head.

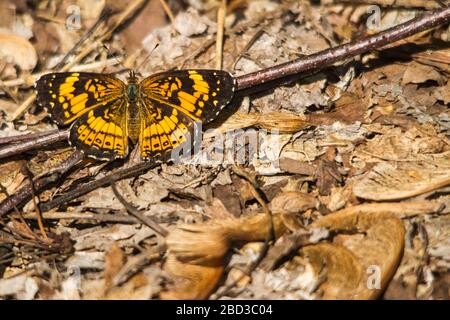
left=128, top=70, right=138, bottom=81
left=126, top=70, right=139, bottom=102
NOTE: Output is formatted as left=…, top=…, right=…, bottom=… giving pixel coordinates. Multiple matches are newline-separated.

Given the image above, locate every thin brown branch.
left=0, top=150, right=84, bottom=217
left=0, top=129, right=60, bottom=145
left=335, top=0, right=443, bottom=9
left=235, top=6, right=450, bottom=90
left=22, top=166, right=49, bottom=242
left=0, top=130, right=68, bottom=160
left=111, top=182, right=168, bottom=237
left=39, top=161, right=158, bottom=212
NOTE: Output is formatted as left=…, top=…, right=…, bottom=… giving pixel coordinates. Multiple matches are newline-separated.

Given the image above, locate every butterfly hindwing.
left=69, top=98, right=129, bottom=160
left=138, top=97, right=198, bottom=162
left=36, top=72, right=124, bottom=125
left=139, top=70, right=236, bottom=123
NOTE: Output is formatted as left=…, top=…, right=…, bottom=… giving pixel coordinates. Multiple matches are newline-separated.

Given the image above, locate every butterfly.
left=35, top=70, right=236, bottom=161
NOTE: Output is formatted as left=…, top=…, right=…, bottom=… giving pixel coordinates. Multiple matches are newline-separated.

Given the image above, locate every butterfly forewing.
left=36, top=72, right=125, bottom=125
left=139, top=70, right=236, bottom=124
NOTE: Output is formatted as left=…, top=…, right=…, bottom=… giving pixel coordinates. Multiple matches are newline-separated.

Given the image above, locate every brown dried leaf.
left=161, top=255, right=223, bottom=300
left=402, top=61, right=444, bottom=85
left=0, top=160, right=26, bottom=202
left=353, top=161, right=450, bottom=201
left=103, top=242, right=126, bottom=292
left=269, top=191, right=319, bottom=214
left=305, top=210, right=406, bottom=299
left=205, top=112, right=310, bottom=136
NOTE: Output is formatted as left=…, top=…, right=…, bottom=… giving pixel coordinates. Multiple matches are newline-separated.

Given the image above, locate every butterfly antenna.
left=136, top=43, right=160, bottom=72
left=102, top=44, right=129, bottom=74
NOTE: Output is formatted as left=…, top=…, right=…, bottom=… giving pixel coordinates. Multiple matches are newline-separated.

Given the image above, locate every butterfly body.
left=36, top=70, right=236, bottom=162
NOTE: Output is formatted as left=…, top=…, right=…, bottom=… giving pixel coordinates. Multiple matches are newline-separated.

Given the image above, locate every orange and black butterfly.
left=35, top=70, right=236, bottom=161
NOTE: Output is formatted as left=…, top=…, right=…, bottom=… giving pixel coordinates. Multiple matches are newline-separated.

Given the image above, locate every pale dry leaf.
left=402, top=61, right=444, bottom=85
left=173, top=8, right=208, bottom=37
left=0, top=274, right=38, bottom=300
left=0, top=33, right=37, bottom=70
left=353, top=161, right=450, bottom=201
left=269, top=191, right=319, bottom=214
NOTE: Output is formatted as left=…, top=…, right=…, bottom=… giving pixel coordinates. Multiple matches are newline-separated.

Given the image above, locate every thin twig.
left=40, top=161, right=158, bottom=212
left=335, top=0, right=442, bottom=9
left=15, top=211, right=141, bottom=224
left=53, top=8, right=113, bottom=70
left=0, top=150, right=84, bottom=217
left=215, top=0, right=227, bottom=70
left=21, top=166, right=49, bottom=242
left=0, top=129, right=60, bottom=145
left=0, top=130, right=68, bottom=160
left=236, top=6, right=450, bottom=90
left=180, top=4, right=288, bottom=68
left=110, top=182, right=168, bottom=237
left=9, top=93, right=37, bottom=122
left=231, top=28, right=265, bottom=70
left=158, top=0, right=175, bottom=24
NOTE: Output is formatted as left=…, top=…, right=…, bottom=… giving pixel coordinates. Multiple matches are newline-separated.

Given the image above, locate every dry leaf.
left=402, top=61, right=443, bottom=85
left=353, top=161, right=450, bottom=201
left=0, top=33, right=37, bottom=70
left=104, top=242, right=126, bottom=293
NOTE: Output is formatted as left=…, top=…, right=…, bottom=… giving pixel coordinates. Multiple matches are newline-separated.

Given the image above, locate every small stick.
left=0, top=130, right=68, bottom=160
left=0, top=129, right=60, bottom=145
left=231, top=28, right=265, bottom=70
left=39, top=161, right=158, bottom=212
left=236, top=6, right=450, bottom=90
left=215, top=0, right=227, bottom=70
left=9, top=93, right=37, bottom=122
left=53, top=9, right=112, bottom=70
left=335, top=0, right=442, bottom=9
left=22, top=166, right=49, bottom=242
left=111, top=182, right=168, bottom=237
left=15, top=211, right=141, bottom=224
left=0, top=150, right=84, bottom=217
left=158, top=0, right=175, bottom=24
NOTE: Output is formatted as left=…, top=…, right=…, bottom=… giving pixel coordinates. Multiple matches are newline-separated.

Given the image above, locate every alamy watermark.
left=168, top=123, right=283, bottom=168
left=66, top=5, right=82, bottom=30
left=366, top=5, right=382, bottom=30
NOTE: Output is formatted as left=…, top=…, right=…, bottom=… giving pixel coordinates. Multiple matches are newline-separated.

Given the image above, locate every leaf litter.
left=0, top=0, right=449, bottom=300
